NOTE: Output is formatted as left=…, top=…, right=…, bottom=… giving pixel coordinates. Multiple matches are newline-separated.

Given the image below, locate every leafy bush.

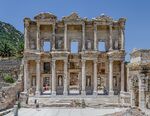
left=4, top=74, right=15, bottom=83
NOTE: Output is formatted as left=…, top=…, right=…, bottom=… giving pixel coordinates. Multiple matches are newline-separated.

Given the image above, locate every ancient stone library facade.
left=23, top=12, right=150, bottom=109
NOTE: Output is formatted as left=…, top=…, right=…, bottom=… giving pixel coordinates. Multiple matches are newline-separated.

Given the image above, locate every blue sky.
left=0, top=0, right=150, bottom=61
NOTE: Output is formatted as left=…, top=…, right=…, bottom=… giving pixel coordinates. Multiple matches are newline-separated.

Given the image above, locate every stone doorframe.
left=68, top=70, right=80, bottom=95
left=130, top=74, right=147, bottom=109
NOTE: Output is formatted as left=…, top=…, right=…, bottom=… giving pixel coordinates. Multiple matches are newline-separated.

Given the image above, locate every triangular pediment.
left=62, top=12, right=82, bottom=21
left=96, top=14, right=113, bottom=22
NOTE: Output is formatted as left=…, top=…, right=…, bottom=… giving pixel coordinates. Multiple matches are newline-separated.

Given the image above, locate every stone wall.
left=0, top=58, right=22, bottom=82
left=0, top=58, right=23, bottom=111
left=0, top=81, right=23, bottom=111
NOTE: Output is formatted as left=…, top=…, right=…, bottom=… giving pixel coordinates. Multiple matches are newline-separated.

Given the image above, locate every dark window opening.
left=44, top=62, right=50, bottom=73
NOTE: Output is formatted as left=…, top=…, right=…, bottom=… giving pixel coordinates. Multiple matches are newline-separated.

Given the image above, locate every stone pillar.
left=109, top=25, right=113, bottom=51
left=24, top=60, right=28, bottom=93
left=37, top=23, right=40, bottom=51
left=52, top=24, right=55, bottom=51
left=109, top=59, right=114, bottom=95
left=121, top=60, right=125, bottom=94
left=36, top=60, right=41, bottom=95
left=63, top=60, right=68, bottom=95
left=94, top=24, right=97, bottom=51
left=82, top=23, right=85, bottom=51
left=52, top=59, right=56, bottom=95
left=130, top=89, right=136, bottom=107
left=24, top=21, right=29, bottom=50
left=93, top=60, right=97, bottom=95
left=139, top=76, right=146, bottom=109
left=120, top=28, right=125, bottom=50
left=126, top=66, right=129, bottom=92
left=64, top=23, right=67, bottom=51
left=81, top=59, right=86, bottom=95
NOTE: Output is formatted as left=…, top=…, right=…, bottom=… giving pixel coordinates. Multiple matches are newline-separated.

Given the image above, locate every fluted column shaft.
left=24, top=60, right=28, bottom=93
left=82, top=23, right=85, bottom=50
left=24, top=22, right=29, bottom=50
left=63, top=60, right=68, bottom=95
left=36, top=60, right=41, bottom=95
left=52, top=24, right=55, bottom=51
left=37, top=24, right=40, bottom=51
left=109, top=25, right=113, bottom=51
left=52, top=59, right=56, bottom=95
left=121, top=28, right=125, bottom=50
left=64, top=24, right=67, bottom=51
left=81, top=59, right=86, bottom=95
left=94, top=24, right=97, bottom=51
left=109, top=59, right=114, bottom=95
left=93, top=60, right=97, bottom=95
left=121, top=61, right=125, bottom=93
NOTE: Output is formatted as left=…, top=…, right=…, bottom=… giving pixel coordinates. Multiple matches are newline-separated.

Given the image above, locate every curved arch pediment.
left=34, top=12, right=57, bottom=20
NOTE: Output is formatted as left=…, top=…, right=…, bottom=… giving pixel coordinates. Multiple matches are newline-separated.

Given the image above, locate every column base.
left=93, top=91, right=98, bottom=96
left=109, top=48, right=113, bottom=51
left=52, top=91, right=56, bottom=96
left=109, top=91, right=114, bottom=96
left=21, top=91, right=28, bottom=95
left=81, top=91, right=86, bottom=96
left=63, top=91, right=68, bottom=96
left=120, top=91, right=125, bottom=96
left=35, top=91, right=40, bottom=96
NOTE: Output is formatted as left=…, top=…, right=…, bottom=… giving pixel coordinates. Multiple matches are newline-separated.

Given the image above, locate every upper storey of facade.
left=24, top=12, right=126, bottom=54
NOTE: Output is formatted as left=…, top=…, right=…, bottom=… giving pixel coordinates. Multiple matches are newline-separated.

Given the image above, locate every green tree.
left=0, top=39, right=15, bottom=57
left=15, top=40, right=24, bottom=58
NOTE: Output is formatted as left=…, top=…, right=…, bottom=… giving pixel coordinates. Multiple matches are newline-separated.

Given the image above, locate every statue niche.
left=56, top=37, right=63, bottom=50
left=86, top=40, right=92, bottom=50
left=58, top=75, right=63, bottom=86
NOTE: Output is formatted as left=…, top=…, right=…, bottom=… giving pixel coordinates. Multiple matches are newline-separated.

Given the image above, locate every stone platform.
left=24, top=95, right=128, bottom=108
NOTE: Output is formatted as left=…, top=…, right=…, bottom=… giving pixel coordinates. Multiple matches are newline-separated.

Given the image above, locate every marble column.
left=36, top=60, right=41, bottom=95
left=64, top=23, right=67, bottom=51
left=93, top=60, right=98, bottom=95
left=82, top=23, right=85, bottom=51
left=139, top=77, right=146, bottom=109
left=81, top=59, right=86, bottom=95
left=52, top=59, right=56, bottom=95
left=63, top=60, right=68, bottom=95
left=24, top=21, right=29, bottom=50
left=121, top=60, right=125, bottom=94
left=24, top=60, right=28, bottom=93
left=52, top=24, right=55, bottom=51
left=109, top=25, right=113, bottom=51
left=94, top=24, right=97, bottom=51
left=120, top=28, right=125, bottom=50
left=37, top=23, right=40, bottom=51
left=109, top=59, right=114, bottom=95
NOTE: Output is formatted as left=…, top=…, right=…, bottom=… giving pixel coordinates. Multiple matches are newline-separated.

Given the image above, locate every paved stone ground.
left=6, top=108, right=128, bottom=116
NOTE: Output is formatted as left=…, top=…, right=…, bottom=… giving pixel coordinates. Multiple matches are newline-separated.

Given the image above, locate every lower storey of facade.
left=23, top=54, right=126, bottom=96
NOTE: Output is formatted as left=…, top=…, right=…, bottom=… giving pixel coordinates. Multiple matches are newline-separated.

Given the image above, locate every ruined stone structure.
left=128, top=49, right=150, bottom=109
left=23, top=12, right=128, bottom=100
